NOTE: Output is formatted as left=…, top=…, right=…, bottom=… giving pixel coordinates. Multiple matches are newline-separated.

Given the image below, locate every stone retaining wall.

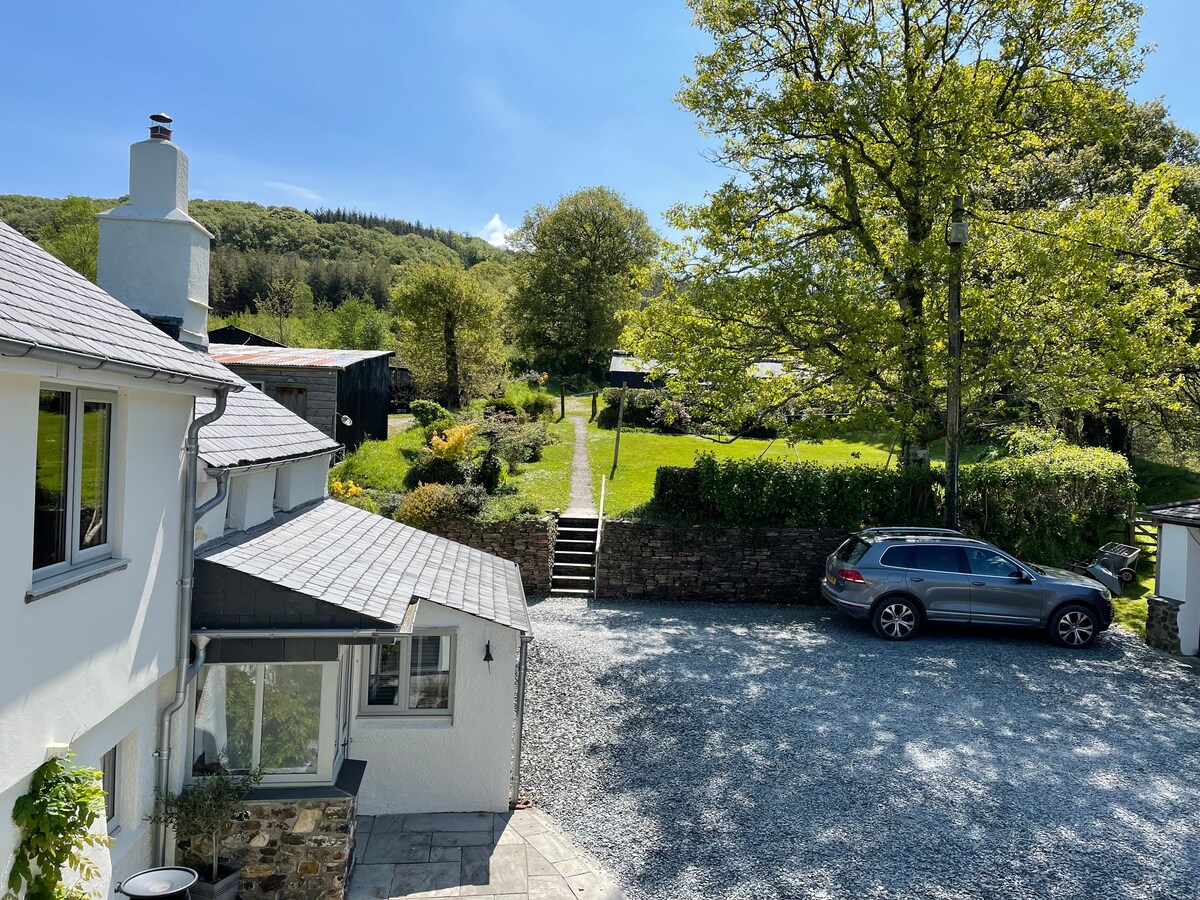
left=597, top=520, right=848, bottom=603
left=426, top=516, right=556, bottom=595
left=178, top=797, right=356, bottom=900
left=1145, top=595, right=1183, bottom=655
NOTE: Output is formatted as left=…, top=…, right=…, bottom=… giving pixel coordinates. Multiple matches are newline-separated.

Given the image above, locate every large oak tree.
left=624, top=0, right=1199, bottom=461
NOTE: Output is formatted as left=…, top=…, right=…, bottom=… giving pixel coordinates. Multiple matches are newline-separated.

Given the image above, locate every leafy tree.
left=510, top=187, right=657, bottom=379
left=624, top=0, right=1199, bottom=462
left=37, top=196, right=102, bottom=281
left=253, top=275, right=304, bottom=342
left=393, top=265, right=507, bottom=408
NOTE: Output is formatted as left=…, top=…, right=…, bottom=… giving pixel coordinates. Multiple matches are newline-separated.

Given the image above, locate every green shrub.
left=411, top=399, right=451, bottom=427
left=403, top=453, right=474, bottom=490
left=519, top=391, right=556, bottom=420
left=483, top=398, right=524, bottom=419
left=395, top=483, right=462, bottom=528
left=422, top=416, right=459, bottom=443
left=649, top=445, right=1133, bottom=564
left=958, top=444, right=1136, bottom=562
left=597, top=387, right=666, bottom=428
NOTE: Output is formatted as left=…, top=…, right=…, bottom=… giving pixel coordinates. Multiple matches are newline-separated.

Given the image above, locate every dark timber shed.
left=208, top=344, right=393, bottom=450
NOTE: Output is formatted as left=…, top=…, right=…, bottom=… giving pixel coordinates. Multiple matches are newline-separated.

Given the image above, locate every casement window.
left=33, top=387, right=115, bottom=576
left=361, top=634, right=454, bottom=715
left=101, top=745, right=118, bottom=830
left=191, top=662, right=337, bottom=783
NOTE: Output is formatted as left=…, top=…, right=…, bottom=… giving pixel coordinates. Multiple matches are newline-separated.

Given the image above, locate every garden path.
left=565, top=416, right=595, bottom=516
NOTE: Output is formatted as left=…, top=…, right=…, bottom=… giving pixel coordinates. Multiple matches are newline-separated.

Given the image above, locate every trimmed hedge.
left=596, top=387, right=664, bottom=429
left=652, top=446, right=1135, bottom=564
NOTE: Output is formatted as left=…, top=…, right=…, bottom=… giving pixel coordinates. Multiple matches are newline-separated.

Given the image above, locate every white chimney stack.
left=96, top=114, right=213, bottom=350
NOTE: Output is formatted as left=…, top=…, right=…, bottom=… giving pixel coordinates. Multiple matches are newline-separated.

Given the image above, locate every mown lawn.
left=587, top=424, right=894, bottom=517
left=500, top=419, right=574, bottom=513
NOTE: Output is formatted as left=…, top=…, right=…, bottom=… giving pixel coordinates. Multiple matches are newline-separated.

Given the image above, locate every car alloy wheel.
left=1057, top=610, right=1094, bottom=647
left=879, top=603, right=916, bottom=639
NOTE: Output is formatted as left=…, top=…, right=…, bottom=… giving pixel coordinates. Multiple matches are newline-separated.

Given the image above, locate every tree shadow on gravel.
left=522, top=600, right=1200, bottom=900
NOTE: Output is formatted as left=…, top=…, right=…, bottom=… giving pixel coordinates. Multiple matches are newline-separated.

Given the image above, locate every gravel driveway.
left=522, top=599, right=1200, bottom=900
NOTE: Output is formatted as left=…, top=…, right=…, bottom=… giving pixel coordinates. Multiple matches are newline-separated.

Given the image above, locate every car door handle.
left=971, top=581, right=985, bottom=586
left=909, top=576, right=924, bottom=582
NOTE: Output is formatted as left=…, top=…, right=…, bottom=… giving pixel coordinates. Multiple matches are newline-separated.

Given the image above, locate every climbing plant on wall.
left=6, top=754, right=110, bottom=900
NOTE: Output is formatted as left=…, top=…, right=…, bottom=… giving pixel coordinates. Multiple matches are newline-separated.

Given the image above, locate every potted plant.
left=147, top=770, right=261, bottom=900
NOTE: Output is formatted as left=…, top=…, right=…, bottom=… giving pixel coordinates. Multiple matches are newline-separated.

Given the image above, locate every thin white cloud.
left=480, top=213, right=514, bottom=248
left=265, top=181, right=323, bottom=204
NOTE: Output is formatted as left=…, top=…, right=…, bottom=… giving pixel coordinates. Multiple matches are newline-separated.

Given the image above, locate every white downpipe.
left=509, top=632, right=533, bottom=808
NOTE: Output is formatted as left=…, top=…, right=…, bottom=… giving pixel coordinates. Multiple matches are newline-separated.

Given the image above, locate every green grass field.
left=588, top=424, right=894, bottom=517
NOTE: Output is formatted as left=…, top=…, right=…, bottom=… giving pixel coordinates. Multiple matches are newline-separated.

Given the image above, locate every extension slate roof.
left=1145, top=500, right=1200, bottom=527
left=0, top=221, right=238, bottom=388
left=210, top=344, right=394, bottom=370
left=196, top=373, right=341, bottom=468
left=198, top=499, right=530, bottom=632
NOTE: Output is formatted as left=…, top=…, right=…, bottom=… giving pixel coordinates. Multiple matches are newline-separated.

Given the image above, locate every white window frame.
left=189, top=661, right=339, bottom=785
left=101, top=745, right=119, bottom=833
left=359, top=632, right=456, bottom=717
left=33, top=386, right=117, bottom=579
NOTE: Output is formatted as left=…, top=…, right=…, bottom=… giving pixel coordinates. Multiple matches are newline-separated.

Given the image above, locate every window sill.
left=356, top=712, right=454, bottom=725
left=25, top=557, right=130, bottom=604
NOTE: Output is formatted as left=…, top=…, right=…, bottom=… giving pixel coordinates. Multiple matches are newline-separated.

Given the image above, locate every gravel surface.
left=522, top=599, right=1200, bottom=900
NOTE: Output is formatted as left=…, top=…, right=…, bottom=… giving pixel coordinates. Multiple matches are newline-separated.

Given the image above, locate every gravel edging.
left=522, top=598, right=1200, bottom=900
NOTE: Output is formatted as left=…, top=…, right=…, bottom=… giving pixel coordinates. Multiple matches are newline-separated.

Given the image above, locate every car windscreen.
left=835, top=537, right=870, bottom=564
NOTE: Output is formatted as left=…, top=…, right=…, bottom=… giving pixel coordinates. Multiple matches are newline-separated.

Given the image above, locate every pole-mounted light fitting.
left=948, top=220, right=969, bottom=247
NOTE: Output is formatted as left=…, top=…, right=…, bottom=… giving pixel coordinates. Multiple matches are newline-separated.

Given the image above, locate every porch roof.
left=1145, top=499, right=1200, bottom=527
left=197, top=499, right=530, bottom=632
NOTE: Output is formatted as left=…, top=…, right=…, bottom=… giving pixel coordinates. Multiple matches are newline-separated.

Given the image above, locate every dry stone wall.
left=178, top=797, right=356, bottom=900
left=1145, top=595, right=1183, bottom=655
left=425, top=516, right=555, bottom=594
left=597, top=520, right=849, bottom=603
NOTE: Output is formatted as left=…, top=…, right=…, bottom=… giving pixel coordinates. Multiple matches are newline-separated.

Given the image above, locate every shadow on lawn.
left=524, top=600, right=1200, bottom=900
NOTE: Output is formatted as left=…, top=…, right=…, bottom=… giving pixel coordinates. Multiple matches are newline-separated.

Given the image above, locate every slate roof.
left=0, top=221, right=237, bottom=388
left=210, top=344, right=394, bottom=370
left=1145, top=500, right=1200, bottom=527
left=198, top=499, right=530, bottom=632
left=196, top=372, right=341, bottom=468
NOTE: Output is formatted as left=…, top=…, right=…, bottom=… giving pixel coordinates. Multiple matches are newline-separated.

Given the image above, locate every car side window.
left=879, top=546, right=914, bottom=568
left=911, top=544, right=967, bottom=574
left=966, top=548, right=1021, bottom=578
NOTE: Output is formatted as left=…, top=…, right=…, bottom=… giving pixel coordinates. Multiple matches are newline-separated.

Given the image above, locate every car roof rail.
left=860, top=526, right=964, bottom=536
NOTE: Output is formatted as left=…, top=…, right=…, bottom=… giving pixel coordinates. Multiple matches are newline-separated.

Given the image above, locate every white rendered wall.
left=0, top=368, right=197, bottom=888
left=195, top=469, right=230, bottom=547
left=1157, top=523, right=1200, bottom=655
left=226, top=469, right=278, bottom=532
left=275, top=456, right=332, bottom=511
left=351, top=603, right=521, bottom=815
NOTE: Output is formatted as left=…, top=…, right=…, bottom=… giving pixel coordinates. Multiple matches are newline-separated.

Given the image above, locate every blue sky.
left=1, top=1, right=1196, bottom=244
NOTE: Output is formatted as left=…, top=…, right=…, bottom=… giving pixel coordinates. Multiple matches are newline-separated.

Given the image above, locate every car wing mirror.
left=1011, top=570, right=1033, bottom=584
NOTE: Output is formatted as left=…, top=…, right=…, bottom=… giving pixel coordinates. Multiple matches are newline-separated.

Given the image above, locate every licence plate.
left=826, top=573, right=836, bottom=585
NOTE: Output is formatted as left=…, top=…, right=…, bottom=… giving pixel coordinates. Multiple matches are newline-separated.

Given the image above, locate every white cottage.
left=1144, top=500, right=1200, bottom=656
left=0, top=116, right=531, bottom=899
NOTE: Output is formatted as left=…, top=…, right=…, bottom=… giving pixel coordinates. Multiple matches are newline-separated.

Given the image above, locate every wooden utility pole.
left=611, top=381, right=628, bottom=477
left=945, top=194, right=967, bottom=530
left=591, top=390, right=598, bottom=421
left=559, top=382, right=566, bottom=420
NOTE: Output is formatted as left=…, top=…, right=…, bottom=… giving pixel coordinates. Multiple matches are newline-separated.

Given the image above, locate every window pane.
left=408, top=636, right=450, bottom=710
left=966, top=549, right=1019, bottom=577
left=33, top=390, right=71, bottom=569
left=79, top=401, right=111, bottom=550
left=261, top=664, right=322, bottom=774
left=368, top=644, right=402, bottom=706
left=192, top=665, right=256, bottom=775
left=912, top=545, right=965, bottom=573
left=101, top=746, right=117, bottom=824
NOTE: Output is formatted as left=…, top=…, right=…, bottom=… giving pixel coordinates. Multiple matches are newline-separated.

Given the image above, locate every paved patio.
left=348, top=809, right=626, bottom=900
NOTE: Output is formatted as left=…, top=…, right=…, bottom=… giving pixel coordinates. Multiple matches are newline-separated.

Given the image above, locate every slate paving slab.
left=347, top=810, right=624, bottom=900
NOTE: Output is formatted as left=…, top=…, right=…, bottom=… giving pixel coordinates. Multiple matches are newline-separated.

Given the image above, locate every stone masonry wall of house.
left=1145, top=594, right=1183, bottom=655
left=425, top=516, right=556, bottom=595
left=597, top=520, right=849, bottom=603
left=178, top=797, right=356, bottom=900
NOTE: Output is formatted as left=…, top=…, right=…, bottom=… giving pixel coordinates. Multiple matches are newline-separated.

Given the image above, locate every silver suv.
left=821, top=527, right=1114, bottom=648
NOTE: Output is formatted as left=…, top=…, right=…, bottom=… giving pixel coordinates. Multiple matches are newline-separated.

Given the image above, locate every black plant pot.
left=189, top=864, right=241, bottom=900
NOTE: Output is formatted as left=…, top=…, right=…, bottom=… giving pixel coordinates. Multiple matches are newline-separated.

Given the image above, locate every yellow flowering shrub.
left=429, top=423, right=476, bottom=460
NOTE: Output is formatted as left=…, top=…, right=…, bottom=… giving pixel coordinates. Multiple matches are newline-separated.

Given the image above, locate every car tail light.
left=837, top=568, right=866, bottom=584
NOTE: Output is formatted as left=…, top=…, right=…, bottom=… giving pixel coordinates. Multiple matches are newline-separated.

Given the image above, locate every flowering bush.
left=429, top=423, right=476, bottom=460
left=331, top=479, right=364, bottom=499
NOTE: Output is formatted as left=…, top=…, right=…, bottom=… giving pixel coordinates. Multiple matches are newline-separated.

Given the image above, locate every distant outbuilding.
left=209, top=343, right=394, bottom=450
left=207, top=324, right=284, bottom=347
